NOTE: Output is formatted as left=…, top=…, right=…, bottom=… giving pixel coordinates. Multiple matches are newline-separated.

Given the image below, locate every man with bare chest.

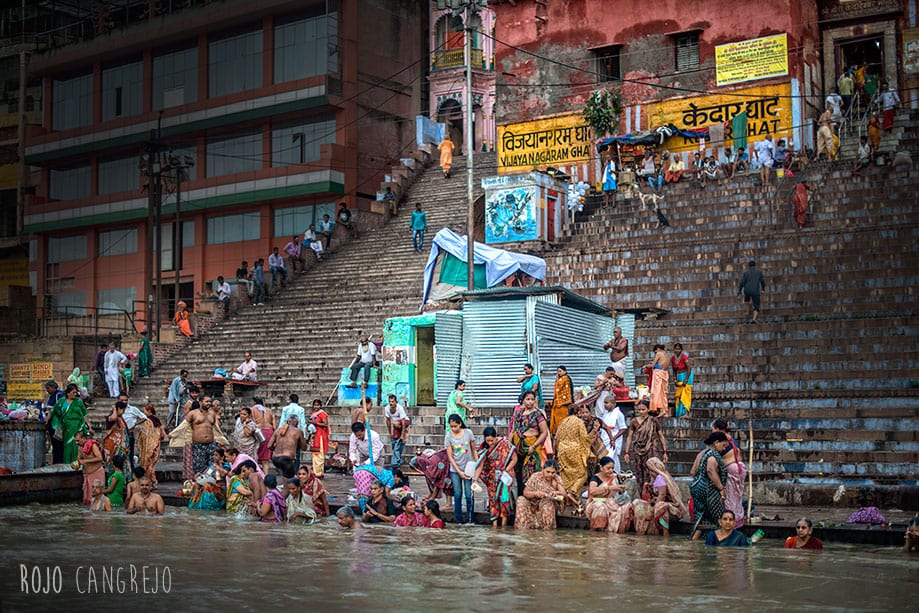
left=603, top=327, right=629, bottom=380
left=74, top=430, right=104, bottom=506
left=268, top=415, right=308, bottom=480
left=188, top=397, right=218, bottom=475
left=251, top=396, right=276, bottom=473
left=126, top=476, right=164, bottom=515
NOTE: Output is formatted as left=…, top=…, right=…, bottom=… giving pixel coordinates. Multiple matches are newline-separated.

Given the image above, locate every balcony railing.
left=432, top=48, right=486, bottom=71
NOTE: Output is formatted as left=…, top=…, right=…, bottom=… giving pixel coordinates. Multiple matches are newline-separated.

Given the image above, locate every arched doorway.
left=437, top=98, right=463, bottom=149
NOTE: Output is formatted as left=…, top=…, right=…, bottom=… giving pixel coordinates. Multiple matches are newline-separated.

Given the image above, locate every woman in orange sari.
left=174, top=301, right=192, bottom=337
left=136, top=404, right=165, bottom=488
left=549, top=365, right=573, bottom=435
left=554, top=406, right=591, bottom=496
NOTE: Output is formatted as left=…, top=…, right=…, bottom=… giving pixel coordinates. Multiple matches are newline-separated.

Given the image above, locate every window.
left=206, top=132, right=262, bottom=177
left=158, top=220, right=195, bottom=271
left=271, top=116, right=336, bottom=167
left=47, top=235, right=87, bottom=263
left=153, top=47, right=198, bottom=110
left=98, top=156, right=140, bottom=195
left=207, top=212, right=260, bottom=244
left=49, top=165, right=91, bottom=201
left=593, top=46, right=621, bottom=83
left=274, top=13, right=339, bottom=83
left=52, top=73, right=93, bottom=130
left=209, top=29, right=263, bottom=97
left=52, top=291, right=86, bottom=316
left=102, top=60, right=143, bottom=120
left=98, top=228, right=138, bottom=257
left=274, top=202, right=335, bottom=237
left=674, top=32, right=700, bottom=71
left=97, top=287, right=137, bottom=314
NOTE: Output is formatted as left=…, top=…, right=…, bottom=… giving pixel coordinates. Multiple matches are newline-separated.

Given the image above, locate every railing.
left=432, top=48, right=485, bottom=71
left=36, top=305, right=138, bottom=338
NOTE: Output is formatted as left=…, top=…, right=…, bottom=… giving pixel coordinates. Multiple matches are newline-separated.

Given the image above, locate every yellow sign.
left=8, top=363, right=31, bottom=380
left=6, top=382, right=43, bottom=400
left=497, top=113, right=592, bottom=174
left=716, top=34, right=788, bottom=86
left=30, top=362, right=54, bottom=381
left=7, top=362, right=53, bottom=381
left=652, top=83, right=792, bottom=153
left=0, top=258, right=29, bottom=289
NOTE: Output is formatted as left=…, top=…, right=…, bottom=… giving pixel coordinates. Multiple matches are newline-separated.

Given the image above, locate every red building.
left=488, top=0, right=914, bottom=182
left=23, top=0, right=426, bottom=332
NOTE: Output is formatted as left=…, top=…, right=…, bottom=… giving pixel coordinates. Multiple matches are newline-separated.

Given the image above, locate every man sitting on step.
left=232, top=352, right=258, bottom=381
left=347, top=335, right=377, bottom=388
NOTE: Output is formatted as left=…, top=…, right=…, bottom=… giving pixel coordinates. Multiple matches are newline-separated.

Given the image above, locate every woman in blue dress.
left=704, top=510, right=750, bottom=547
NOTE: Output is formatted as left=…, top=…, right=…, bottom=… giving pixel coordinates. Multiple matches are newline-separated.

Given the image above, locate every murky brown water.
left=0, top=504, right=916, bottom=611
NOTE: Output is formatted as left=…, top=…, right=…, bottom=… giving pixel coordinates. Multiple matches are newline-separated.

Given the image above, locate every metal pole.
left=15, top=50, right=27, bottom=236
left=464, top=4, right=475, bottom=290
left=174, top=164, right=181, bottom=311
left=153, top=113, right=163, bottom=342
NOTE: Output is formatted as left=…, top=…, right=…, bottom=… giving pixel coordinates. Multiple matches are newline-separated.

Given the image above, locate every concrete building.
left=489, top=0, right=918, bottom=182
left=21, top=0, right=426, bottom=334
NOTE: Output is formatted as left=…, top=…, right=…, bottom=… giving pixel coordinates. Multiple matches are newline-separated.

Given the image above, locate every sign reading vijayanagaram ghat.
left=497, top=113, right=592, bottom=174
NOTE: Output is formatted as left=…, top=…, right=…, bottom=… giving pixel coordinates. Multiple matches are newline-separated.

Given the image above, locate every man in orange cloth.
left=438, top=135, right=455, bottom=179
left=174, top=300, right=192, bottom=336
left=643, top=344, right=670, bottom=417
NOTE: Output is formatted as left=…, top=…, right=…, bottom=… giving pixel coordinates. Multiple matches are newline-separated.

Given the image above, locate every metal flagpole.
left=464, top=3, right=475, bottom=291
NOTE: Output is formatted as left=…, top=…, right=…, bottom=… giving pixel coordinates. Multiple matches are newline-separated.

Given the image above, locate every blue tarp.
left=420, top=228, right=547, bottom=311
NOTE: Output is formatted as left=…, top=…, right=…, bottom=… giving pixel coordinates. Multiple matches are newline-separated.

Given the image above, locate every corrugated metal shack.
left=382, top=286, right=635, bottom=409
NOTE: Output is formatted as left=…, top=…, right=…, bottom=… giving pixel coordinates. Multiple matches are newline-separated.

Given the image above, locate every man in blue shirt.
left=409, top=202, right=428, bottom=253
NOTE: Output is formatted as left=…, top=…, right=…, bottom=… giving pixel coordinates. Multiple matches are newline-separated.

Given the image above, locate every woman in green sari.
left=516, top=363, right=542, bottom=406
left=137, top=330, right=153, bottom=377
left=50, top=383, right=90, bottom=464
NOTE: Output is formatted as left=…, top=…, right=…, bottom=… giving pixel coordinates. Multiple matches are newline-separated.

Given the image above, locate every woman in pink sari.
left=225, top=447, right=265, bottom=487
left=585, top=456, right=632, bottom=532
left=632, top=457, right=686, bottom=536
left=712, top=418, right=747, bottom=527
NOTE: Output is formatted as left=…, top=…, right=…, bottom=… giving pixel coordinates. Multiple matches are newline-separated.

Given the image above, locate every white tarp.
left=420, top=228, right=547, bottom=311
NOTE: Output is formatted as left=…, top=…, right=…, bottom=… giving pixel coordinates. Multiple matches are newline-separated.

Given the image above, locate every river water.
left=1, top=504, right=916, bottom=612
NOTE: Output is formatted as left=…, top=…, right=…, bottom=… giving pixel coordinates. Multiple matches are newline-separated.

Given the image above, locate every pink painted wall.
left=492, top=0, right=820, bottom=125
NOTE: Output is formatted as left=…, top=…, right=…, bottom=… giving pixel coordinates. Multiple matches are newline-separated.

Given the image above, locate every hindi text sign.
left=654, top=83, right=792, bottom=153
left=497, top=114, right=591, bottom=174
left=716, top=34, right=788, bottom=86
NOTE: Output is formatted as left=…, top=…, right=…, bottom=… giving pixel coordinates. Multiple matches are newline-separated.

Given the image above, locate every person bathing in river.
left=256, top=474, right=287, bottom=522
left=89, top=479, right=112, bottom=513
left=126, top=476, right=165, bottom=515
left=785, top=517, right=824, bottom=551
left=337, top=506, right=362, bottom=530
left=704, top=510, right=749, bottom=547
left=393, top=496, right=427, bottom=527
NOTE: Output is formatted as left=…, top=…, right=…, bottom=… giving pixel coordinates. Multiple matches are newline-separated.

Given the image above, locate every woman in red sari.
left=474, top=426, right=517, bottom=526
left=792, top=182, right=811, bottom=229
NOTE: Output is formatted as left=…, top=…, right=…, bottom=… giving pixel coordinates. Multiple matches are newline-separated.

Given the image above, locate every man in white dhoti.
left=104, top=342, right=127, bottom=397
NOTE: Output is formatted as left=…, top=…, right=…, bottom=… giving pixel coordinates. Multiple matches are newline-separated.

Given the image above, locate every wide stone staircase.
left=112, top=110, right=918, bottom=493
left=538, top=109, right=919, bottom=487
left=122, top=152, right=498, bottom=463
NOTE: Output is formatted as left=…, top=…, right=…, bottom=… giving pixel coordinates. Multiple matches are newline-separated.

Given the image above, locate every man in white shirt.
left=279, top=393, right=307, bottom=436
left=303, top=224, right=324, bottom=261
left=754, top=134, right=775, bottom=186
left=319, top=214, right=334, bottom=249
left=825, top=90, right=844, bottom=127
left=232, top=352, right=258, bottom=381
left=119, top=393, right=147, bottom=472
left=598, top=395, right=628, bottom=473
left=103, top=342, right=127, bottom=398
left=215, top=276, right=231, bottom=316
left=879, top=81, right=901, bottom=132
left=347, top=335, right=377, bottom=388
left=384, top=394, right=410, bottom=468
left=348, top=421, right=383, bottom=469
left=268, top=247, right=287, bottom=287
